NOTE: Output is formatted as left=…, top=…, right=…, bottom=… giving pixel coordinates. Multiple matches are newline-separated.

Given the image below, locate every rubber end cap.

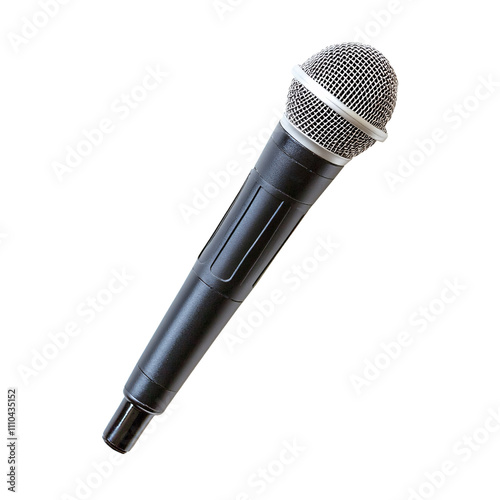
left=102, top=398, right=154, bottom=454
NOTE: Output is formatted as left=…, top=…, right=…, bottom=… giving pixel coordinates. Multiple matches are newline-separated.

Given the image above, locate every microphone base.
left=102, top=398, right=154, bottom=454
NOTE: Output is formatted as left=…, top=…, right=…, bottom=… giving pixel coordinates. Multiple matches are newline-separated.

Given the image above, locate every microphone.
left=103, top=42, right=398, bottom=453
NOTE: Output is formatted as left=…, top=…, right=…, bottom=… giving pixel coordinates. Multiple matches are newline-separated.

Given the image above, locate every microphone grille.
left=285, top=43, right=398, bottom=159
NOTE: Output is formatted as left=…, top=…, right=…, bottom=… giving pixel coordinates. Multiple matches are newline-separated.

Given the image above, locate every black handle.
left=104, top=122, right=343, bottom=452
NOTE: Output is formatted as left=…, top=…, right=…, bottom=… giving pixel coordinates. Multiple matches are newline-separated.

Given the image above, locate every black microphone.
left=103, top=42, right=398, bottom=453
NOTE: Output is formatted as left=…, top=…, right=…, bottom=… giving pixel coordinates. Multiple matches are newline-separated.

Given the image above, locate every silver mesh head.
left=285, top=43, right=398, bottom=159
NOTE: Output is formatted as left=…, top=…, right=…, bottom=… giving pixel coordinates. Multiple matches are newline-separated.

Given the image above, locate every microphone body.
left=104, top=122, right=343, bottom=452
left=103, top=42, right=398, bottom=453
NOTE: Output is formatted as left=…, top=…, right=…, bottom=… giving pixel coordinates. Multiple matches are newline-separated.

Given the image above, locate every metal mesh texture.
left=285, top=43, right=398, bottom=159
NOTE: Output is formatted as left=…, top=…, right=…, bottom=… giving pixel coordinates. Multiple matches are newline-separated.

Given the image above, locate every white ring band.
left=292, top=65, right=388, bottom=142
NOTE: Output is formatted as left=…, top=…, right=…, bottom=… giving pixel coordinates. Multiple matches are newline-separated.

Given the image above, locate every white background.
left=1, top=1, right=500, bottom=499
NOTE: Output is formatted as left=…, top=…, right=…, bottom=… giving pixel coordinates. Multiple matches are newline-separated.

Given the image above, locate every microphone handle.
left=104, top=122, right=343, bottom=452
